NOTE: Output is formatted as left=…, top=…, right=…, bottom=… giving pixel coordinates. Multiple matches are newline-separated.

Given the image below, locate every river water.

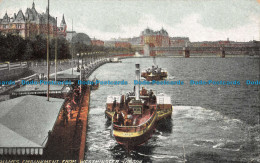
left=85, top=57, right=260, bottom=162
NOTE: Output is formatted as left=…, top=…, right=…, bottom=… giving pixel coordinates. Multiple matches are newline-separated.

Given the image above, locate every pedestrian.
left=62, top=108, right=68, bottom=126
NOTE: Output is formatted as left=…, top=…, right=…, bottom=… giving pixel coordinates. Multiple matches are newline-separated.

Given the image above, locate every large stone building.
left=0, top=2, right=67, bottom=39
left=91, top=38, right=104, bottom=46
left=104, top=41, right=116, bottom=47
left=115, top=42, right=131, bottom=48
left=71, top=33, right=92, bottom=45
left=140, top=28, right=170, bottom=47
left=170, top=37, right=190, bottom=47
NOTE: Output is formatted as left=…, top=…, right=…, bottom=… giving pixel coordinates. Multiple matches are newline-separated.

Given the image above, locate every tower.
left=32, top=1, right=35, bottom=9
left=46, top=6, right=49, bottom=15
left=60, top=14, right=67, bottom=31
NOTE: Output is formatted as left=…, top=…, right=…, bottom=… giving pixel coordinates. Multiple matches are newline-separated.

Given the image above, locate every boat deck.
left=135, top=109, right=153, bottom=125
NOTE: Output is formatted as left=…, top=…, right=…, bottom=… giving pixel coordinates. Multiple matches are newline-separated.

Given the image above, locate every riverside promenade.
left=43, top=85, right=90, bottom=160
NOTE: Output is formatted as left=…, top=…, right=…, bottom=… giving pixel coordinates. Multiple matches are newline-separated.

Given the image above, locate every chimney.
left=135, top=64, right=140, bottom=100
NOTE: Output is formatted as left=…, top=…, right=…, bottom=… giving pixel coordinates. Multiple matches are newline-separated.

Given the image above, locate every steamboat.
left=141, top=57, right=167, bottom=81
left=105, top=64, right=173, bottom=149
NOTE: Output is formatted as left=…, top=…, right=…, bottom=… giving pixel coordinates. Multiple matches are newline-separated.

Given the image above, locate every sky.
left=0, top=0, right=260, bottom=41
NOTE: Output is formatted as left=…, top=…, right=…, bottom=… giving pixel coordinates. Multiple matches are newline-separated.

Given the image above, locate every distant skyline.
left=0, top=0, right=260, bottom=41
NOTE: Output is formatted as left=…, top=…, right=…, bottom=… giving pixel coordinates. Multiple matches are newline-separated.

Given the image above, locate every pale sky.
left=0, top=0, right=260, bottom=41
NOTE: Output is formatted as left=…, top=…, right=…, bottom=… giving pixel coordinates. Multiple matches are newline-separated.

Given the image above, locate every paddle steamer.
left=141, top=57, right=168, bottom=81
left=105, top=64, right=172, bottom=149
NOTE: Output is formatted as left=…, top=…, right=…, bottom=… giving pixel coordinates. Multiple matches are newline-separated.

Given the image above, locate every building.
left=91, top=38, right=104, bottom=46
left=0, top=95, right=64, bottom=156
left=128, top=36, right=141, bottom=45
left=71, top=33, right=92, bottom=45
left=140, top=28, right=170, bottom=47
left=104, top=41, right=116, bottom=47
left=66, top=31, right=76, bottom=42
left=0, top=2, right=67, bottom=39
left=190, top=39, right=255, bottom=48
left=115, top=42, right=131, bottom=48
left=170, top=37, right=190, bottom=47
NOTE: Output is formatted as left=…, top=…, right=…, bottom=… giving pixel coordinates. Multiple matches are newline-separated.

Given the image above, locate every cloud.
left=1, top=0, right=259, bottom=41
left=76, top=13, right=259, bottom=42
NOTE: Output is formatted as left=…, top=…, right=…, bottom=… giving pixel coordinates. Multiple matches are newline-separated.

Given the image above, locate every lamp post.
left=46, top=0, right=50, bottom=101
left=81, top=52, right=84, bottom=69
left=77, top=53, right=80, bottom=72
left=84, top=52, right=87, bottom=67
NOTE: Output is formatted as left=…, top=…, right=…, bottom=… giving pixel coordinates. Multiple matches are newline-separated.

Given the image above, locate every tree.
left=23, top=41, right=33, bottom=60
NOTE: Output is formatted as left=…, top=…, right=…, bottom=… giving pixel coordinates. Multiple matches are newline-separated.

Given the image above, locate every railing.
left=113, top=111, right=157, bottom=133
left=0, top=147, right=43, bottom=155
left=0, top=62, right=27, bottom=71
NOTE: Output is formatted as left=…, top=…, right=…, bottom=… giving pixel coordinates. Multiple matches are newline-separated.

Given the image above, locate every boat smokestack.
left=153, top=56, right=156, bottom=66
left=135, top=64, right=140, bottom=100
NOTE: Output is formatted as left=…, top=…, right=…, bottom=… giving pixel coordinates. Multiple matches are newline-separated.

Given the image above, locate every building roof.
left=71, top=33, right=92, bottom=45
left=1, top=2, right=59, bottom=25
left=141, top=28, right=169, bottom=36
left=13, top=10, right=26, bottom=23
left=0, top=95, right=63, bottom=154
left=61, top=14, right=66, bottom=26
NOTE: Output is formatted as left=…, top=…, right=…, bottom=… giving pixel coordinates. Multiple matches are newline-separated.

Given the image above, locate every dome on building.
left=160, top=28, right=168, bottom=35
left=71, top=33, right=92, bottom=45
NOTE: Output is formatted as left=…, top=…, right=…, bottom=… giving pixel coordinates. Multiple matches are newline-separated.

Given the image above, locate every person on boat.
left=141, top=87, right=147, bottom=95
left=148, top=90, right=153, bottom=102
left=118, top=112, right=124, bottom=126
left=147, top=68, right=151, bottom=74
left=112, top=98, right=117, bottom=111
left=158, top=68, right=161, bottom=73
left=113, top=111, right=118, bottom=124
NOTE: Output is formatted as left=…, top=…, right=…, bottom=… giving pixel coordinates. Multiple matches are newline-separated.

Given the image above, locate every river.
left=85, top=57, right=260, bottom=162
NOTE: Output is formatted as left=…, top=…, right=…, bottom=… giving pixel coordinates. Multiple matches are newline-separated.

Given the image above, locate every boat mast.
left=135, top=64, right=140, bottom=100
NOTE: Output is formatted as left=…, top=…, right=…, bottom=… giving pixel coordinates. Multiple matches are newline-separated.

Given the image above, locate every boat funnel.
left=135, top=64, right=140, bottom=100
left=153, top=56, right=156, bottom=66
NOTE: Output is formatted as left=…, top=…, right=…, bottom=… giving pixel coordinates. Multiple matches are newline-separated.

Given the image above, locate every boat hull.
left=113, top=121, right=156, bottom=149
left=141, top=72, right=167, bottom=81
left=157, top=106, right=173, bottom=121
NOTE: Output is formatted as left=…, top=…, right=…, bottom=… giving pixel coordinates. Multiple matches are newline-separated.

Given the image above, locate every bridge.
left=142, top=45, right=260, bottom=57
